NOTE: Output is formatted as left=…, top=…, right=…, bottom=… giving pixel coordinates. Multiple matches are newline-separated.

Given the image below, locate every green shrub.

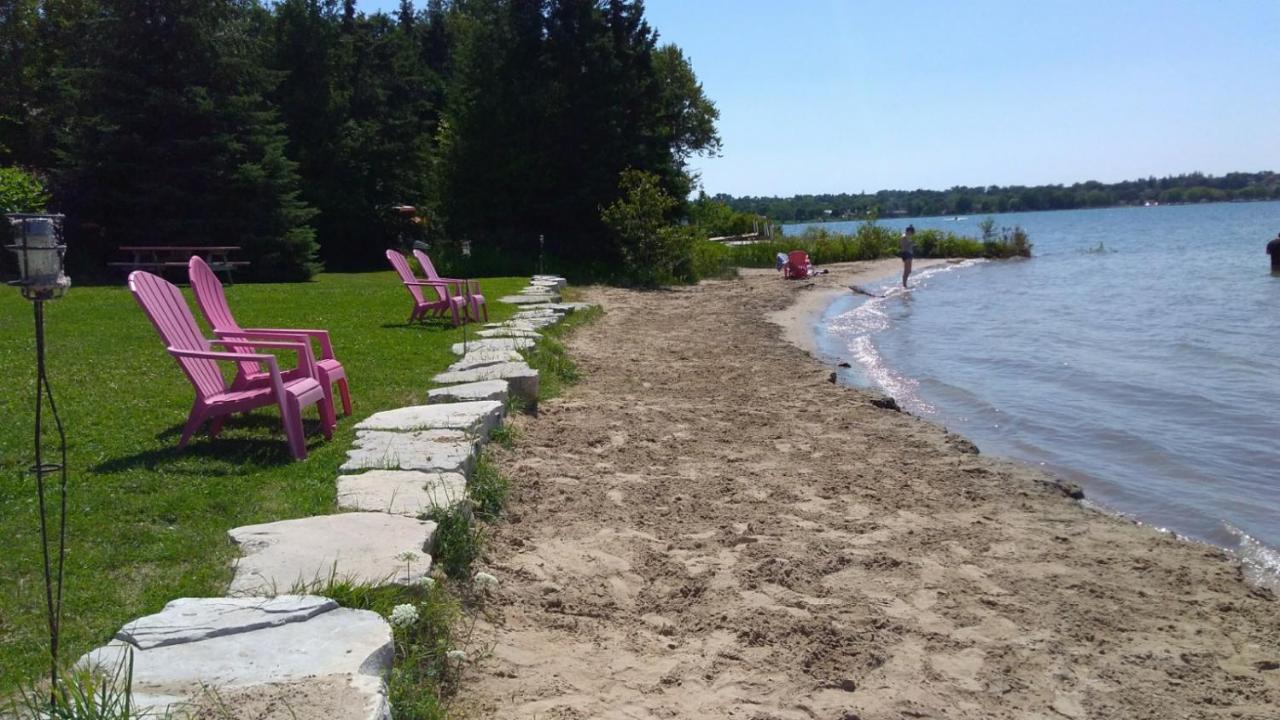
left=427, top=505, right=482, bottom=581
left=601, top=169, right=688, bottom=287
left=688, top=239, right=737, bottom=280
left=0, top=167, right=47, bottom=214
left=468, top=455, right=510, bottom=520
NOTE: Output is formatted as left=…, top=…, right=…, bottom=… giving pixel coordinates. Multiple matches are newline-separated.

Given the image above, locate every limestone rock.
left=451, top=337, right=535, bottom=355
left=337, top=470, right=466, bottom=516
left=341, top=429, right=476, bottom=474
left=431, top=362, right=539, bottom=404
left=448, top=350, right=524, bottom=372
left=354, top=401, right=503, bottom=437
left=118, top=595, right=337, bottom=650
left=499, top=294, right=559, bottom=305
left=79, top=596, right=392, bottom=720
left=427, top=379, right=509, bottom=405
left=476, top=328, right=541, bottom=339
left=228, top=512, right=436, bottom=594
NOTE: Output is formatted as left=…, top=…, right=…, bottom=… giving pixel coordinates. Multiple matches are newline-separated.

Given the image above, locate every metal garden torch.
left=6, top=213, right=71, bottom=705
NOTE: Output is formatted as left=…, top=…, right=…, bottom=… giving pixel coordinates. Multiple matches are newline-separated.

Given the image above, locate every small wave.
left=1226, top=525, right=1280, bottom=591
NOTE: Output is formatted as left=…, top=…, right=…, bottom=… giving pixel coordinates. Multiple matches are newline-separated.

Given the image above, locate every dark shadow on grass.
left=379, top=321, right=461, bottom=332
left=95, top=417, right=331, bottom=474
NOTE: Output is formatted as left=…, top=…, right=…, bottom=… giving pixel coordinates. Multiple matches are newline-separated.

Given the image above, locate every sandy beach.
left=461, top=261, right=1279, bottom=719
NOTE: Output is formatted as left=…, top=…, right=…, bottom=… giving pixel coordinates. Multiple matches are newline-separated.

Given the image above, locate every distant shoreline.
left=778, top=196, right=1280, bottom=228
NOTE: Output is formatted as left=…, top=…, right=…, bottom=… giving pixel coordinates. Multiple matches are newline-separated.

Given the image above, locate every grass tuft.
left=468, top=454, right=510, bottom=521
left=427, top=504, right=483, bottom=582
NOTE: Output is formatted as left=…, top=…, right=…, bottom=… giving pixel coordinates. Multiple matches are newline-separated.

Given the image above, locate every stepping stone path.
left=343, top=429, right=477, bottom=474
left=354, top=400, right=504, bottom=436
left=451, top=337, right=535, bottom=355
left=228, top=512, right=436, bottom=594
left=79, top=596, right=392, bottom=719
left=338, top=470, right=466, bottom=517
left=427, top=379, right=510, bottom=404
left=76, top=275, right=593, bottom=719
left=432, top=362, right=540, bottom=405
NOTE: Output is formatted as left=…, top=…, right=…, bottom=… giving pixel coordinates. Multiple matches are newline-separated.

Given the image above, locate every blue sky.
left=361, top=1, right=1279, bottom=197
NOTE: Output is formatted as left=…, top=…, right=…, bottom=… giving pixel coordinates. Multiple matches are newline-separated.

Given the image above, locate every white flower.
left=446, top=649, right=467, bottom=664
left=474, top=571, right=499, bottom=590
left=389, top=603, right=419, bottom=629
left=420, top=576, right=437, bottom=590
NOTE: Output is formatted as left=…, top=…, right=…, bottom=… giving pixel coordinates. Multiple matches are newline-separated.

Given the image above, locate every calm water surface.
left=791, top=202, right=1280, bottom=587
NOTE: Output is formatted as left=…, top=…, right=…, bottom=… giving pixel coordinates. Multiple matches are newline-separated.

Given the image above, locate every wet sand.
left=460, top=262, right=1279, bottom=719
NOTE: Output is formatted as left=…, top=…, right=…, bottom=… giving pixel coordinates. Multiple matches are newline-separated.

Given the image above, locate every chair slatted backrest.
left=412, top=249, right=449, bottom=303
left=788, top=250, right=810, bottom=270
left=189, top=256, right=240, bottom=333
left=128, top=271, right=226, bottom=400
left=386, top=249, right=427, bottom=304
left=189, top=255, right=264, bottom=377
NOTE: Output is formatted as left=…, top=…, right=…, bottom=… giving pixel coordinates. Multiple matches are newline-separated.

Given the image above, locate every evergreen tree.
left=56, top=0, right=319, bottom=279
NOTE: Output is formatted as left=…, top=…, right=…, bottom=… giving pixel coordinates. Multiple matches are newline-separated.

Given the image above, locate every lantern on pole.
left=6, top=213, right=71, bottom=704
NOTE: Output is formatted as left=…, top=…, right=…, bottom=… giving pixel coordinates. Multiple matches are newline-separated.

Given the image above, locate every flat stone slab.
left=476, top=328, right=541, bottom=339
left=342, top=429, right=476, bottom=474
left=448, top=350, right=524, bottom=372
left=499, top=294, right=560, bottom=304
left=484, top=320, right=539, bottom=331
left=354, top=401, right=503, bottom=437
left=451, top=337, right=535, bottom=355
left=79, top=596, right=392, bottom=720
left=432, top=363, right=539, bottom=404
left=118, top=596, right=338, bottom=650
left=337, top=470, right=466, bottom=516
left=228, top=512, right=436, bottom=594
left=427, top=379, right=509, bottom=405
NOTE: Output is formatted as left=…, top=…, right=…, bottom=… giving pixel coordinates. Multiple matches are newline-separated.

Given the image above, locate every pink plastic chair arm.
left=208, top=338, right=316, bottom=378
left=218, top=328, right=335, bottom=360
left=170, top=349, right=290, bottom=404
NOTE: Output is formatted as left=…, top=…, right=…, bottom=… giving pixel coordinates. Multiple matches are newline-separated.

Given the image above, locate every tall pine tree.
left=56, top=0, right=319, bottom=279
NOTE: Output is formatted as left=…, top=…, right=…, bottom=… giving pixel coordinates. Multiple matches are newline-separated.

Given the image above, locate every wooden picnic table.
left=108, top=245, right=249, bottom=282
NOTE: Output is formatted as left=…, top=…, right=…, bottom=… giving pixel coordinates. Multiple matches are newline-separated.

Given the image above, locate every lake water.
left=789, top=202, right=1280, bottom=588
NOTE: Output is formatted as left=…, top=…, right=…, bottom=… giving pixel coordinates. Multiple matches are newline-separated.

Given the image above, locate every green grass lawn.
left=0, top=271, right=530, bottom=693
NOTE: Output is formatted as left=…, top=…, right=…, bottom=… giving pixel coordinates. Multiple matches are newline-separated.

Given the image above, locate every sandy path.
left=461, top=262, right=1279, bottom=720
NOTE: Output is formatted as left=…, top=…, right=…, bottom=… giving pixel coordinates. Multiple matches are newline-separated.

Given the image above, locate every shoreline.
left=461, top=268, right=1279, bottom=718
left=758, top=258, right=953, bottom=357
left=773, top=259, right=1280, bottom=591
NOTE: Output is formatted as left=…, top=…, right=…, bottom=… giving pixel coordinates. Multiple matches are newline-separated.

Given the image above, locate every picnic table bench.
left=108, top=246, right=249, bottom=282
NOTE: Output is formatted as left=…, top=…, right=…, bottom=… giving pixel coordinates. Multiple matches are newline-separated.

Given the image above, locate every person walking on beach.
left=899, top=225, right=916, bottom=287
left=1268, top=232, right=1280, bottom=274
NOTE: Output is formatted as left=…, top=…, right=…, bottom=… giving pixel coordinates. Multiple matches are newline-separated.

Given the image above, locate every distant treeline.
left=718, top=171, right=1280, bottom=223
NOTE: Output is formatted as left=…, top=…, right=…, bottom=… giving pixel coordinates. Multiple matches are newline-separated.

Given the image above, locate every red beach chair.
left=128, top=271, right=330, bottom=460
left=188, top=256, right=349, bottom=425
left=784, top=250, right=812, bottom=279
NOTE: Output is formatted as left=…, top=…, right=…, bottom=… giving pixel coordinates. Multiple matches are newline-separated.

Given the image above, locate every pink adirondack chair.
left=128, top=271, right=330, bottom=460
left=412, top=249, right=488, bottom=322
left=188, top=256, right=350, bottom=426
left=386, top=249, right=465, bottom=325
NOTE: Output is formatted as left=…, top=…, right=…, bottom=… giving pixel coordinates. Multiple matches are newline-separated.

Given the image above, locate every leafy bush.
left=428, top=505, right=482, bottom=581
left=0, top=167, right=48, bottom=214
left=601, top=170, right=690, bottom=287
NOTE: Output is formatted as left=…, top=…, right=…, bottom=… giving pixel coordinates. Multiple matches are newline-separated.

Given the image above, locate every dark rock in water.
left=828, top=372, right=837, bottom=383
left=946, top=433, right=980, bottom=455
left=870, top=395, right=900, bottom=411
left=837, top=361, right=852, bottom=368
left=1052, top=480, right=1085, bottom=500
